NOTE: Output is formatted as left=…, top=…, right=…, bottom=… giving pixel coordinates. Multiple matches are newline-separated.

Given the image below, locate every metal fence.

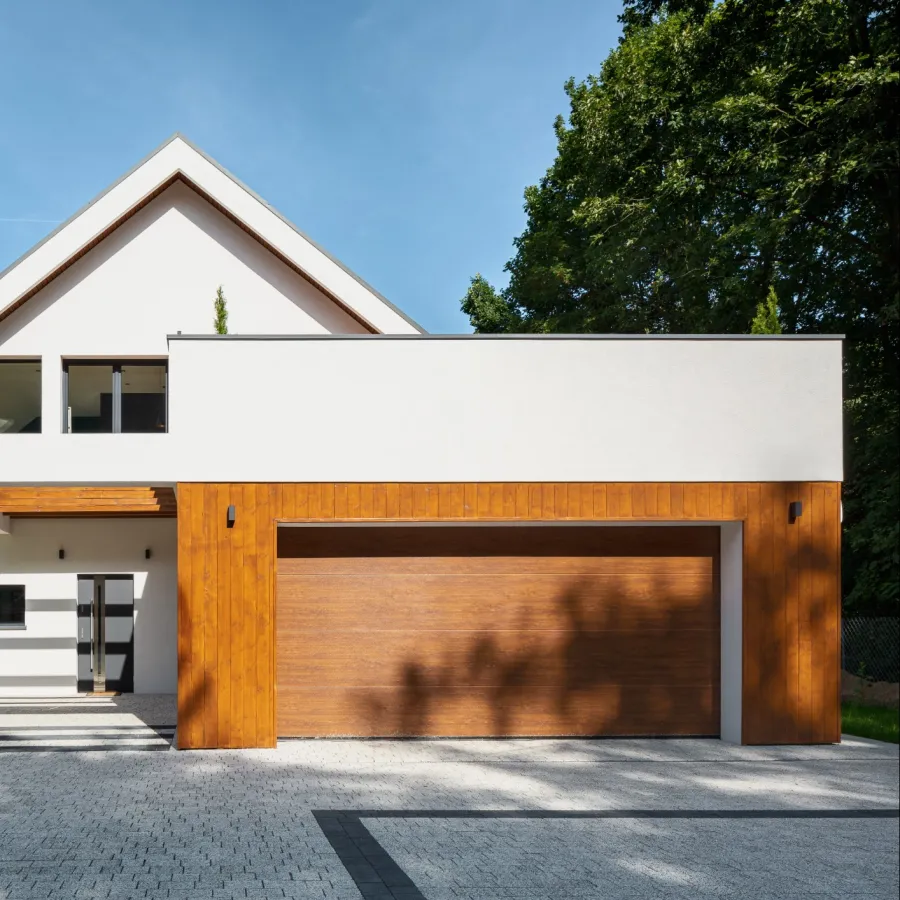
left=842, top=617, right=900, bottom=683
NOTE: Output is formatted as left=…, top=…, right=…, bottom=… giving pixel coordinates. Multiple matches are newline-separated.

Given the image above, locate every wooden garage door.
left=276, top=525, right=720, bottom=737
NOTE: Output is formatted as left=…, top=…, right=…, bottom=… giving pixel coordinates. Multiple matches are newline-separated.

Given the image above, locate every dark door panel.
left=104, top=576, right=134, bottom=693
left=76, top=576, right=93, bottom=693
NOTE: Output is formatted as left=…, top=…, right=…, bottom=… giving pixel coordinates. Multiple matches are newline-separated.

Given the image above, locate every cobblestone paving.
left=0, top=700, right=896, bottom=900
left=367, top=815, right=899, bottom=900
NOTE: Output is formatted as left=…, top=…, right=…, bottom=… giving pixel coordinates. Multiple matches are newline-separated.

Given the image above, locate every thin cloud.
left=0, top=217, right=62, bottom=224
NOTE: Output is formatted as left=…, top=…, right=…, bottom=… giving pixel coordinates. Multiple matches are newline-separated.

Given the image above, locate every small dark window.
left=0, top=586, right=25, bottom=627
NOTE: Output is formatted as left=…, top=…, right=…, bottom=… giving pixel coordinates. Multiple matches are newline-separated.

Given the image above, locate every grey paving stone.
left=1, top=696, right=898, bottom=900
left=367, top=816, right=899, bottom=900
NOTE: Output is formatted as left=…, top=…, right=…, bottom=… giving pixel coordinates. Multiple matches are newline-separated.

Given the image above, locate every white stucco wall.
left=0, top=181, right=368, bottom=357
left=168, top=336, right=843, bottom=482
left=0, top=180, right=368, bottom=439
left=0, top=519, right=177, bottom=696
left=0, top=335, right=844, bottom=484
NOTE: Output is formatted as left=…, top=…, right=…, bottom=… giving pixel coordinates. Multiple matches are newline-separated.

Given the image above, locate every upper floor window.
left=63, top=360, right=167, bottom=433
left=0, top=359, right=42, bottom=434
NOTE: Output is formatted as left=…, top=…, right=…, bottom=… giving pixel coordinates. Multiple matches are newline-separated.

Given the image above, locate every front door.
left=77, top=575, right=134, bottom=693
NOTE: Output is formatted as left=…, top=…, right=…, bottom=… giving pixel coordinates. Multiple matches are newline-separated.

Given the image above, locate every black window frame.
left=0, top=585, right=26, bottom=629
left=61, top=359, right=168, bottom=434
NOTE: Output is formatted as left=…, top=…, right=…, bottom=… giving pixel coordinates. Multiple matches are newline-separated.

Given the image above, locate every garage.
left=276, top=524, right=720, bottom=738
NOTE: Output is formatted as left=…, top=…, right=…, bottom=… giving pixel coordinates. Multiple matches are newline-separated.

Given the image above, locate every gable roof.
left=0, top=134, right=424, bottom=334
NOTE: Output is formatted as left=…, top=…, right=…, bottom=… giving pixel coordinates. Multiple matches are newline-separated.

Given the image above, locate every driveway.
left=0, top=696, right=897, bottom=900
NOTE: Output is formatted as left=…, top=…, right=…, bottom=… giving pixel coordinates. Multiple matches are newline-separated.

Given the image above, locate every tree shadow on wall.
left=354, top=575, right=722, bottom=739
left=350, top=511, right=843, bottom=743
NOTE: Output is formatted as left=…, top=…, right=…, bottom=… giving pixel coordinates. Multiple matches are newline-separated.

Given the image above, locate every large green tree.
left=463, top=0, right=898, bottom=613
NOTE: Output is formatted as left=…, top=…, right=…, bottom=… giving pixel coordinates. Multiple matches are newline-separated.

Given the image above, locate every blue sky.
left=0, top=1, right=621, bottom=333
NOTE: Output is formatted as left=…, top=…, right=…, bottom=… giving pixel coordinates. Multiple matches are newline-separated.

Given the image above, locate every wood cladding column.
left=177, top=483, right=278, bottom=749
left=176, top=482, right=842, bottom=749
left=741, top=482, right=841, bottom=744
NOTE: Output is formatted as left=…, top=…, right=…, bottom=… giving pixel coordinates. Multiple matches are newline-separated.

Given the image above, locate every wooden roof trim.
left=177, top=177, right=378, bottom=334
left=0, top=174, right=180, bottom=328
left=0, top=172, right=379, bottom=334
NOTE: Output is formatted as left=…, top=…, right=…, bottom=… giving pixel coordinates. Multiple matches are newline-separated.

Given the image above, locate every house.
left=0, top=135, right=843, bottom=748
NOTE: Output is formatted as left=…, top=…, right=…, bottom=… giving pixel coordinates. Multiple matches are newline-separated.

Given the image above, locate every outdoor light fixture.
left=226, top=505, right=236, bottom=528
left=145, top=548, right=152, bottom=560
left=58, top=548, right=65, bottom=560
left=789, top=501, right=803, bottom=522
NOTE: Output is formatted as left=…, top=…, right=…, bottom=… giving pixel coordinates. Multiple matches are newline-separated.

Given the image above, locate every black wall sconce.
left=789, top=500, right=803, bottom=523
left=58, top=548, right=65, bottom=560
left=226, top=505, right=236, bottom=528
left=145, top=548, right=152, bottom=560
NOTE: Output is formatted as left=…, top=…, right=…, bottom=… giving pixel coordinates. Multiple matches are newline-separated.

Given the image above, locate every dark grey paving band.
left=324, top=808, right=900, bottom=820
left=314, top=812, right=423, bottom=900
left=313, top=808, right=899, bottom=899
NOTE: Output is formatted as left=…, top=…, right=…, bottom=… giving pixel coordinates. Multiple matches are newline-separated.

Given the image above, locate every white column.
left=720, top=521, right=743, bottom=743
left=43, top=353, right=62, bottom=435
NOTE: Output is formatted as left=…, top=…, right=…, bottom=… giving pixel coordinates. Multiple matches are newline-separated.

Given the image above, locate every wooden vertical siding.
left=176, top=482, right=842, bottom=749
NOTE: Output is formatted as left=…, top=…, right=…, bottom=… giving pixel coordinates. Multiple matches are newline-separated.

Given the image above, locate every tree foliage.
left=618, top=0, right=712, bottom=34
left=461, top=274, right=523, bottom=333
left=463, top=0, right=899, bottom=612
left=751, top=287, right=783, bottom=335
left=213, top=285, right=229, bottom=335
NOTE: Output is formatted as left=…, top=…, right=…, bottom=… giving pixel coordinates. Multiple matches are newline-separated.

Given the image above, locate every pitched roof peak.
left=0, top=136, right=424, bottom=334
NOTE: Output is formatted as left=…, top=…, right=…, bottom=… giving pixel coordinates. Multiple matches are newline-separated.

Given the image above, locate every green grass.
left=842, top=702, right=900, bottom=743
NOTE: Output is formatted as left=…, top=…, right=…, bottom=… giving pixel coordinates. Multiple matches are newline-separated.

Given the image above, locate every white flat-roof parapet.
left=0, top=334, right=843, bottom=485
left=164, top=334, right=843, bottom=484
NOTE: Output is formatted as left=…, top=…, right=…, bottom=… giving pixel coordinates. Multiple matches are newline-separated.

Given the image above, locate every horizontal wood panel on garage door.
left=277, top=574, right=717, bottom=631
left=277, top=630, right=719, bottom=686
left=276, top=525, right=720, bottom=738
left=277, top=685, right=719, bottom=738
